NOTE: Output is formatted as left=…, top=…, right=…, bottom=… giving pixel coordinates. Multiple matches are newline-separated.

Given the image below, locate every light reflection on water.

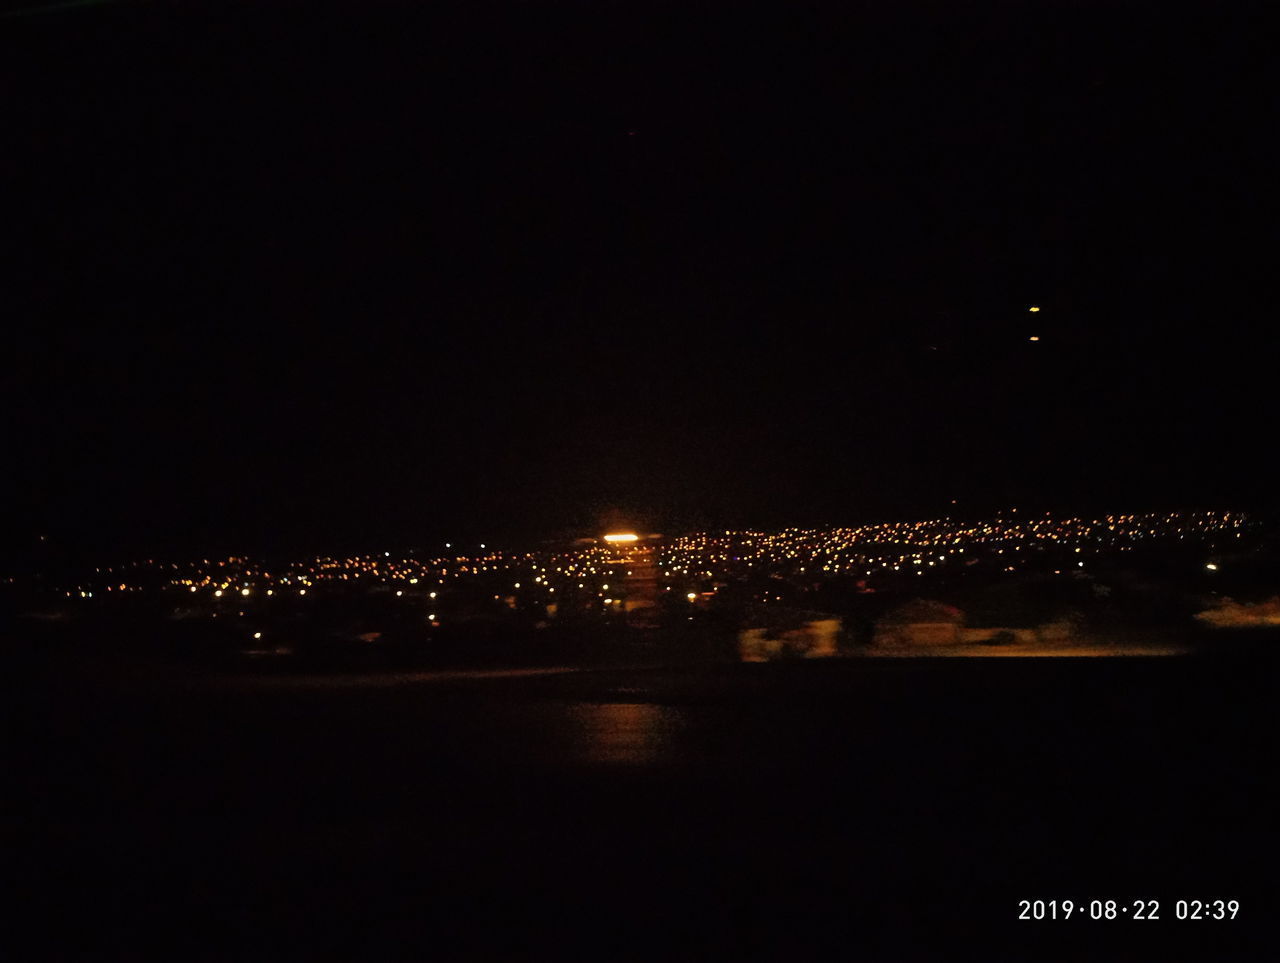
left=563, top=702, right=687, bottom=764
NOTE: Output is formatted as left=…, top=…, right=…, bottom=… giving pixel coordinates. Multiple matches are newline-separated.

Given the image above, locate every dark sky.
left=2, top=0, right=1275, bottom=559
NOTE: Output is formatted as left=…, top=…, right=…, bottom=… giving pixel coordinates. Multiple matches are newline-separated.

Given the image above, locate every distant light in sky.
left=604, top=533, right=639, bottom=543
left=253, top=631, right=262, bottom=639
left=1206, top=562, right=1219, bottom=571
left=1028, top=306, right=1041, bottom=312
left=1028, top=336, right=1041, bottom=341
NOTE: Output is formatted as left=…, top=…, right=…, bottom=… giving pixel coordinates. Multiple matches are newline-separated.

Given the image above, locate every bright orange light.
left=1028, top=335, right=1040, bottom=341
left=603, top=533, right=639, bottom=543
left=1028, top=306, right=1041, bottom=312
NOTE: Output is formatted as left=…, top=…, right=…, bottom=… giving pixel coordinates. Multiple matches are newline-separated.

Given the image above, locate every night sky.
left=3, top=0, right=1274, bottom=560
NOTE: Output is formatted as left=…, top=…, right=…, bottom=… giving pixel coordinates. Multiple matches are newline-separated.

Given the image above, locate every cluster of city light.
left=56, top=511, right=1251, bottom=605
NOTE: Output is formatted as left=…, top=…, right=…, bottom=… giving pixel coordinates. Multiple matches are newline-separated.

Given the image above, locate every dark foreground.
left=9, top=651, right=1277, bottom=961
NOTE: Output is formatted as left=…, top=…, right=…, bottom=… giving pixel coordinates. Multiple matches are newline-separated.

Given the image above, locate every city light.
left=54, top=512, right=1251, bottom=626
